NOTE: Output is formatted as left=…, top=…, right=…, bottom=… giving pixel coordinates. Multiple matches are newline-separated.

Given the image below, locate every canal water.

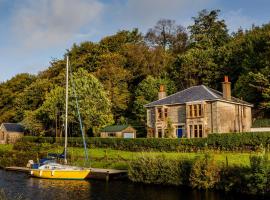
left=0, top=170, right=264, bottom=200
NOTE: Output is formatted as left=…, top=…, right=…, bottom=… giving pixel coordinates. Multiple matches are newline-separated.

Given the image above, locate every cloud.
left=11, top=0, right=104, bottom=49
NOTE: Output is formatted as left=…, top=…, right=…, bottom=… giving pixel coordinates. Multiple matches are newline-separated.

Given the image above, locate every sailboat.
left=30, top=56, right=91, bottom=180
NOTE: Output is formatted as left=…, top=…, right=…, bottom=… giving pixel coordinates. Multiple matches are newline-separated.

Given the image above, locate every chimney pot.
left=224, top=75, right=229, bottom=82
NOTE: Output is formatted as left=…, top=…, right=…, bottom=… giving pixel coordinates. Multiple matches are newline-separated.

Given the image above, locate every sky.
left=0, top=0, right=269, bottom=82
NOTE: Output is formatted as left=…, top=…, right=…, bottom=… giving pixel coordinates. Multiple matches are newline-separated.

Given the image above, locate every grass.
left=48, top=146, right=268, bottom=169
left=0, top=144, right=268, bottom=170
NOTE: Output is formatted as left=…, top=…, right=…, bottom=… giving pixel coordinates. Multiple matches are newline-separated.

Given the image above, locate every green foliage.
left=133, top=76, right=176, bottom=124
left=244, top=155, right=269, bottom=194
left=188, top=9, right=229, bottom=48
left=39, top=68, right=114, bottom=134
left=189, top=154, right=220, bottom=189
left=165, top=118, right=175, bottom=138
left=21, top=131, right=270, bottom=152
left=129, top=155, right=191, bottom=185
left=1, top=9, right=270, bottom=136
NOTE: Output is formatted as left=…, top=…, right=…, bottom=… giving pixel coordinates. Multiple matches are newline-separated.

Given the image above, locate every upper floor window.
left=188, top=104, right=203, bottom=118
left=157, top=107, right=168, bottom=121
left=164, top=108, right=168, bottom=119
left=157, top=108, right=162, bottom=120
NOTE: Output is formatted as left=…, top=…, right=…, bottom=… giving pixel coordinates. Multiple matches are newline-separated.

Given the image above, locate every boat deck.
left=5, top=166, right=128, bottom=181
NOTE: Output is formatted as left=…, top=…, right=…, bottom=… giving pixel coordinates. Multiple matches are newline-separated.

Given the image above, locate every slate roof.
left=101, top=125, right=130, bottom=132
left=145, top=85, right=253, bottom=108
left=1, top=123, right=25, bottom=133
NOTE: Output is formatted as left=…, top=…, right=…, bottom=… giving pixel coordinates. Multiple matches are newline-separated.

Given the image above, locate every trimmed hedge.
left=20, top=132, right=270, bottom=152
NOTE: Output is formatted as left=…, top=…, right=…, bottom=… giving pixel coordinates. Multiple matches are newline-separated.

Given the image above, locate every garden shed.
left=0, top=123, right=25, bottom=144
left=100, top=125, right=136, bottom=138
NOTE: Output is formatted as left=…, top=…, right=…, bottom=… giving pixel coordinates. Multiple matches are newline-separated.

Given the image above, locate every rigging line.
left=69, top=63, right=89, bottom=166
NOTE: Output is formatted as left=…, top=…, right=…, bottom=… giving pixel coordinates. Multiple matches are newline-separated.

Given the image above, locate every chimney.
left=158, top=84, right=166, bottom=100
left=222, top=76, right=231, bottom=100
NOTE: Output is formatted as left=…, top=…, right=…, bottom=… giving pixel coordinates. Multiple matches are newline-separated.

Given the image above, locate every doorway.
left=176, top=126, right=184, bottom=138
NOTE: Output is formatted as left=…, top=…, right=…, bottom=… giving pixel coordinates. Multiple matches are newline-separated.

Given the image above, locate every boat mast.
left=64, top=55, right=69, bottom=164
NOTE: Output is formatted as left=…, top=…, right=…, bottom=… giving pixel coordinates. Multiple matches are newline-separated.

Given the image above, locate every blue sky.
left=0, top=0, right=269, bottom=82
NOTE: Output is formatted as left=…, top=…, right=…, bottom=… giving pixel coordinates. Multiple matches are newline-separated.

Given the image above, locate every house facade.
left=0, top=123, right=25, bottom=144
left=145, top=77, right=253, bottom=138
left=100, top=125, right=136, bottom=138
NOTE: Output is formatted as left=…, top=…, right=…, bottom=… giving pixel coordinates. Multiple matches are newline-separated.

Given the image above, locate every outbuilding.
left=100, top=125, right=136, bottom=138
left=0, top=123, right=25, bottom=144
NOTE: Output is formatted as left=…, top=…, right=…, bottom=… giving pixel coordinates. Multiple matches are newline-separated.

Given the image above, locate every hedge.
left=128, top=154, right=270, bottom=196
left=20, top=132, right=270, bottom=152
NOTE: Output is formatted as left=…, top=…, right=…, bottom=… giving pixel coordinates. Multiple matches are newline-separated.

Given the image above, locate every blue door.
left=177, top=128, right=183, bottom=138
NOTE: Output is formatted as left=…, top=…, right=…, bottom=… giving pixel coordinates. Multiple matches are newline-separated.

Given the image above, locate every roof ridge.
left=202, top=85, right=219, bottom=98
left=145, top=85, right=199, bottom=107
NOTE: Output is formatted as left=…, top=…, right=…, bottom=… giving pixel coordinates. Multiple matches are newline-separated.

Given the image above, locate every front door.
left=177, top=126, right=183, bottom=138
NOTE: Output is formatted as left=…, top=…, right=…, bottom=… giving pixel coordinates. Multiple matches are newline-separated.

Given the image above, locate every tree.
left=21, top=110, right=44, bottom=136
left=145, top=19, right=188, bottom=53
left=39, top=68, right=114, bottom=135
left=133, top=76, right=176, bottom=125
left=170, top=48, right=219, bottom=89
left=15, top=79, right=53, bottom=122
left=0, top=73, right=35, bottom=123
left=188, top=9, right=229, bottom=48
left=94, top=53, right=131, bottom=119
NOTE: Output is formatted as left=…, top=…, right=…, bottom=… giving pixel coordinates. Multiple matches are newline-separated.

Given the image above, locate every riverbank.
left=0, top=142, right=269, bottom=197
left=1, top=143, right=268, bottom=169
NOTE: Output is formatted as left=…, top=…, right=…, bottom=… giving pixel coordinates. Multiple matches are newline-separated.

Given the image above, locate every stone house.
left=0, top=123, right=25, bottom=144
left=145, top=76, right=253, bottom=138
left=100, top=125, right=136, bottom=138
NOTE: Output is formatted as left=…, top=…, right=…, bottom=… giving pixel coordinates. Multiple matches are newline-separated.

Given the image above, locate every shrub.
left=189, top=154, right=220, bottom=189
left=21, top=131, right=270, bottom=152
left=244, top=155, right=269, bottom=194
left=128, top=155, right=192, bottom=186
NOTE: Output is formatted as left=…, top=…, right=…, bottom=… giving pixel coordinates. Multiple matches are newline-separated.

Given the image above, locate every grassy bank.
left=1, top=143, right=268, bottom=169
left=0, top=143, right=269, bottom=196
left=51, top=146, right=268, bottom=169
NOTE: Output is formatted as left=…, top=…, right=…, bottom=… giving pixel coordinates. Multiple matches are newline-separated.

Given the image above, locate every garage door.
left=123, top=132, right=134, bottom=138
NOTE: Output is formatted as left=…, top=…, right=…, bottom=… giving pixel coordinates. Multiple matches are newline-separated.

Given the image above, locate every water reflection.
left=0, top=170, right=265, bottom=200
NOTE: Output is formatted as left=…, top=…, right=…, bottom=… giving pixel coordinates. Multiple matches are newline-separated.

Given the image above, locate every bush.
left=21, top=131, right=270, bottom=152
left=244, top=155, right=269, bottom=194
left=189, top=154, right=220, bottom=190
left=128, top=155, right=192, bottom=186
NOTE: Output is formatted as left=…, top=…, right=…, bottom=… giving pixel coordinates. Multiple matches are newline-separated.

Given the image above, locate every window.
left=199, top=125, right=203, bottom=137
left=108, top=133, right=116, bottom=137
left=189, top=105, right=192, bottom=117
left=198, top=104, right=202, bottom=116
left=194, top=125, right=198, bottom=138
left=189, top=125, right=193, bottom=138
left=157, top=108, right=162, bottom=120
left=188, top=104, right=203, bottom=118
left=158, top=129, right=162, bottom=138
left=164, top=108, right=168, bottom=119
left=193, top=106, right=197, bottom=117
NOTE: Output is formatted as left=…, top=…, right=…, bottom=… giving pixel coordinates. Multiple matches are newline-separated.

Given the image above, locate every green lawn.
left=49, top=146, right=267, bottom=169
left=0, top=144, right=267, bottom=170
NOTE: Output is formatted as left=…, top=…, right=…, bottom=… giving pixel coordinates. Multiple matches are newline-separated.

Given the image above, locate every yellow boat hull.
left=30, top=169, right=91, bottom=180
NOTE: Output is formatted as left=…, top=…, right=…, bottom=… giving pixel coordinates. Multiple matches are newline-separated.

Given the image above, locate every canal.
left=0, top=170, right=264, bottom=200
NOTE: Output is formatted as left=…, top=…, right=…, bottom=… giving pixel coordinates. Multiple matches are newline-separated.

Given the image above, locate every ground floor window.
left=157, top=128, right=162, bottom=138
left=108, top=132, right=116, bottom=137
left=189, top=124, right=204, bottom=138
